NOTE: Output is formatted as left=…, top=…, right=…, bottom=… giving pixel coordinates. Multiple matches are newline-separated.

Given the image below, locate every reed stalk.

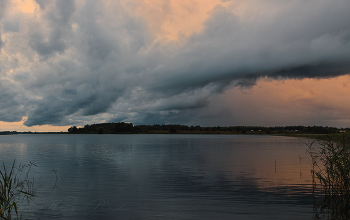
left=307, top=135, right=350, bottom=218
left=0, top=160, right=36, bottom=220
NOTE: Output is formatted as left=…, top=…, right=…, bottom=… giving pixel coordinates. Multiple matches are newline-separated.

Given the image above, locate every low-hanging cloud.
left=0, top=0, right=350, bottom=127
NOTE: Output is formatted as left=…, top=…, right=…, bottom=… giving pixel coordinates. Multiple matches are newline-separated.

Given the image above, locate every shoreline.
left=1, top=131, right=344, bottom=140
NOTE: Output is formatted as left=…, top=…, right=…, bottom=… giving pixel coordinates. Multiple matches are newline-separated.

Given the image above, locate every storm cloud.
left=0, top=0, right=350, bottom=127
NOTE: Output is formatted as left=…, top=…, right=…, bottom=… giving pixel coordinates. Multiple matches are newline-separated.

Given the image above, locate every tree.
left=169, top=126, right=177, bottom=133
left=97, top=127, right=105, bottom=134
left=68, top=126, right=78, bottom=133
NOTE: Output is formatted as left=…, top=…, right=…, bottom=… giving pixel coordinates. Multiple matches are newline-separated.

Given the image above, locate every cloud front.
left=0, top=0, right=350, bottom=127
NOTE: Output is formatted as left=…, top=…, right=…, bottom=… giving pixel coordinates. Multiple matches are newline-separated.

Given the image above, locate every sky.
left=0, top=0, right=350, bottom=132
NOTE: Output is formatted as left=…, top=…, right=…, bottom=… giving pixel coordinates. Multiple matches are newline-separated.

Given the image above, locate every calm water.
left=0, top=134, right=319, bottom=219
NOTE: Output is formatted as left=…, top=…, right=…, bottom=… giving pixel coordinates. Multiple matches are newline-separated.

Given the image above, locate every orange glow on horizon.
left=214, top=75, right=350, bottom=127
left=0, top=117, right=70, bottom=132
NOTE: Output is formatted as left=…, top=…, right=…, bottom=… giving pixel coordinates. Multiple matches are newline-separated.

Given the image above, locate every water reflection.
left=0, top=134, right=318, bottom=219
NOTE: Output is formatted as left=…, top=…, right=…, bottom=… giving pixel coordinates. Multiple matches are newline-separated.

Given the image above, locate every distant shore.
left=2, top=122, right=349, bottom=141
left=1, top=130, right=348, bottom=142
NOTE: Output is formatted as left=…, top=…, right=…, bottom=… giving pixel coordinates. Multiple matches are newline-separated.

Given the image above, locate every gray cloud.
left=0, top=0, right=8, bottom=19
left=0, top=30, right=2, bottom=50
left=1, top=0, right=350, bottom=127
left=0, top=79, right=26, bottom=122
left=34, top=0, right=47, bottom=10
left=0, top=0, right=8, bottom=50
left=28, top=0, right=76, bottom=57
left=269, top=61, right=350, bottom=79
left=2, top=13, right=21, bottom=33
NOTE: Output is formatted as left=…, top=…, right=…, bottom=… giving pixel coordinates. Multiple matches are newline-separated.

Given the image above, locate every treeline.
left=67, top=122, right=346, bottom=134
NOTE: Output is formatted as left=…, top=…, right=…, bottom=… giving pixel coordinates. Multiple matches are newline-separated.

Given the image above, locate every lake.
left=0, top=134, right=319, bottom=219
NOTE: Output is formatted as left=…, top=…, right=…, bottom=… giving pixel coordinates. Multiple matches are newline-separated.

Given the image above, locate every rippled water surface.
left=0, top=134, right=318, bottom=219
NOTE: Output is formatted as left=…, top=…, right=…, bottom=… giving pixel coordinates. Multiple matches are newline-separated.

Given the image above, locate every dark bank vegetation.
left=67, top=122, right=346, bottom=135
left=308, top=135, right=350, bottom=219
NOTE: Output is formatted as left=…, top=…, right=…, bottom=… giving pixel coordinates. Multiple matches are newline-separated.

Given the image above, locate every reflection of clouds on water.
left=0, top=134, right=318, bottom=219
left=0, top=136, right=28, bottom=160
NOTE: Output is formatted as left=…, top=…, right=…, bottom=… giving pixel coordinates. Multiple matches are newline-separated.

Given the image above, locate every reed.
left=307, top=135, right=350, bottom=217
left=0, top=160, right=36, bottom=220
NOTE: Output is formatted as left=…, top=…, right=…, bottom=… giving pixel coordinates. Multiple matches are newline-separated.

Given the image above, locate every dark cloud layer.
left=0, top=79, right=26, bottom=122
left=1, top=0, right=350, bottom=127
left=270, top=61, right=350, bottom=79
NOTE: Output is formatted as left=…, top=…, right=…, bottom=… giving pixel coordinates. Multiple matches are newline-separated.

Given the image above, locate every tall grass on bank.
left=307, top=135, right=350, bottom=218
left=0, top=160, right=36, bottom=220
